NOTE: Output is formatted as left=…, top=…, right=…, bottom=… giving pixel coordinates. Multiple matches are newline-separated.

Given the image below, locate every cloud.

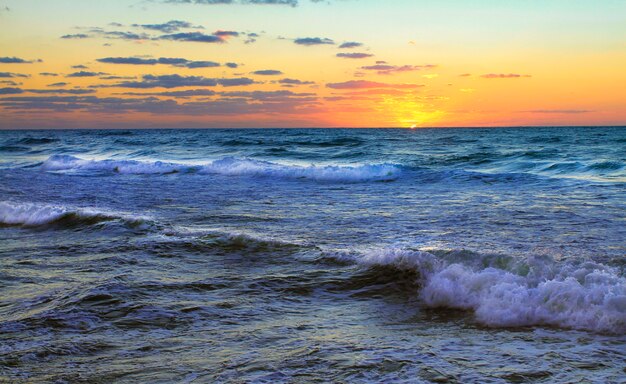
left=294, top=37, right=334, bottom=46
left=117, top=89, right=217, bottom=97
left=0, top=57, right=34, bottom=64
left=459, top=73, right=471, bottom=77
left=252, top=69, right=283, bottom=75
left=225, top=62, right=239, bottom=68
left=71, top=65, right=89, bottom=69
left=326, top=80, right=423, bottom=89
left=0, top=72, right=29, bottom=78
left=0, top=80, right=20, bottom=86
left=218, top=77, right=256, bottom=87
left=164, top=0, right=300, bottom=6
left=0, top=87, right=23, bottom=95
left=214, top=30, right=239, bottom=37
left=66, top=71, right=106, bottom=77
left=221, top=90, right=315, bottom=100
left=109, top=74, right=256, bottom=88
left=27, top=88, right=96, bottom=95
left=61, top=33, right=90, bottom=39
left=527, top=109, right=592, bottom=114
left=0, top=93, right=318, bottom=116
left=48, top=82, right=68, bottom=87
left=277, top=78, right=314, bottom=85
left=159, top=32, right=224, bottom=43
left=481, top=73, right=531, bottom=78
left=133, top=20, right=203, bottom=33
left=97, top=56, right=222, bottom=69
left=360, top=64, right=437, bottom=75
left=338, top=42, right=362, bottom=49
left=40, top=72, right=59, bottom=76
left=336, top=52, right=373, bottom=59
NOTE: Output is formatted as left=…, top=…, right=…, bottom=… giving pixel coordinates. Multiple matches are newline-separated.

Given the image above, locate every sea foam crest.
left=342, top=248, right=626, bottom=334
left=0, top=201, right=147, bottom=228
left=41, top=155, right=401, bottom=182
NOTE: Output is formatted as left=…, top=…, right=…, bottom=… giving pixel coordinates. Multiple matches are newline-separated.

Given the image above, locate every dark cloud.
left=221, top=90, right=315, bottom=100
left=61, top=33, right=90, bottom=39
left=294, top=37, right=334, bottom=46
left=101, top=30, right=151, bottom=40
left=27, top=88, right=96, bottom=95
left=72, top=65, right=89, bottom=69
left=66, top=71, right=106, bottom=77
left=0, top=87, right=23, bottom=95
left=109, top=74, right=255, bottom=88
left=326, top=80, right=423, bottom=89
left=133, top=20, right=203, bottom=33
left=338, top=42, right=362, bottom=49
left=100, top=75, right=137, bottom=80
left=48, top=82, right=68, bottom=87
left=159, top=32, right=223, bottom=43
left=225, top=62, right=239, bottom=68
left=98, top=57, right=158, bottom=65
left=218, top=77, right=255, bottom=87
left=40, top=72, right=59, bottom=76
left=361, top=64, right=436, bottom=75
left=97, top=56, right=222, bottom=68
left=336, top=52, right=373, bottom=59
left=0, top=57, right=33, bottom=64
left=527, top=109, right=592, bottom=114
left=0, top=72, right=29, bottom=78
left=214, top=30, right=239, bottom=37
left=0, top=80, right=20, bottom=86
left=278, top=78, right=314, bottom=85
left=252, top=69, right=283, bottom=76
left=117, top=89, right=217, bottom=97
left=481, top=73, right=531, bottom=79
left=0, top=93, right=317, bottom=116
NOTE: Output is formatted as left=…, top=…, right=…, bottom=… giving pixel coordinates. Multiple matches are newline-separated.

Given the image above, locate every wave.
left=40, top=155, right=402, bottom=182
left=16, top=137, right=58, bottom=144
left=332, top=248, right=626, bottom=334
left=0, top=201, right=149, bottom=229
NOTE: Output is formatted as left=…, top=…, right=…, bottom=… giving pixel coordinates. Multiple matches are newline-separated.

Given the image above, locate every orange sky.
left=0, top=0, right=624, bottom=128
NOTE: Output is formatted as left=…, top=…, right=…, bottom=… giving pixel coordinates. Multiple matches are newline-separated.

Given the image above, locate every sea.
left=0, top=127, right=624, bottom=383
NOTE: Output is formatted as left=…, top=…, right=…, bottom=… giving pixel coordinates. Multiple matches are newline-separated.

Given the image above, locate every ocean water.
left=0, top=127, right=624, bottom=383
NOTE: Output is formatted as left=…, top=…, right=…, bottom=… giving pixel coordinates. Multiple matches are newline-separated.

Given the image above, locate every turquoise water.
left=1, top=127, right=625, bottom=382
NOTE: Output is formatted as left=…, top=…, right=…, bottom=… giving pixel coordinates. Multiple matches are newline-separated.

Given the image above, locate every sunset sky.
left=0, top=0, right=624, bottom=128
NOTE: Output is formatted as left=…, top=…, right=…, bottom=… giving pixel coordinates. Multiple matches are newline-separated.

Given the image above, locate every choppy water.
left=1, top=127, right=625, bottom=383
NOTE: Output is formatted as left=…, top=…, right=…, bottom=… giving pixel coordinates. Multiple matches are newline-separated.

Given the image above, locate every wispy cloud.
left=252, top=69, right=283, bottom=75
left=108, top=74, right=256, bottom=88
left=338, top=41, right=362, bottom=49
left=66, top=71, right=107, bottom=77
left=97, top=56, right=222, bottom=68
left=294, top=37, right=334, bottom=46
left=481, top=73, right=531, bottom=79
left=326, top=80, right=423, bottom=89
left=361, top=64, right=437, bottom=75
left=0, top=57, right=39, bottom=64
left=336, top=53, right=373, bottom=59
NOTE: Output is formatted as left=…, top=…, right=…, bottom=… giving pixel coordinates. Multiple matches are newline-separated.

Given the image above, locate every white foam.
left=344, top=248, right=626, bottom=334
left=41, top=155, right=401, bottom=182
left=0, top=201, right=146, bottom=227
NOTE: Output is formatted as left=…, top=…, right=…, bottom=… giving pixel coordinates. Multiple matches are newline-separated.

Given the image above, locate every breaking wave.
left=0, top=201, right=150, bottom=229
left=40, top=155, right=401, bottom=182
left=333, top=248, right=626, bottom=334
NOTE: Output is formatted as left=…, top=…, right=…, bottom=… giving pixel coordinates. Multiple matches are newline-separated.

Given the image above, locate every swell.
left=39, top=155, right=402, bottom=182
left=329, top=248, right=626, bottom=334
left=0, top=201, right=151, bottom=229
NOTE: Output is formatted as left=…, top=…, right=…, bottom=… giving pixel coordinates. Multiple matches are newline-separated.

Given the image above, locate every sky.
left=0, top=0, right=624, bottom=128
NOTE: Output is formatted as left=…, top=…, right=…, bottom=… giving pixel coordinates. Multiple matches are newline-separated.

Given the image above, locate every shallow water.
left=1, top=127, right=625, bottom=383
